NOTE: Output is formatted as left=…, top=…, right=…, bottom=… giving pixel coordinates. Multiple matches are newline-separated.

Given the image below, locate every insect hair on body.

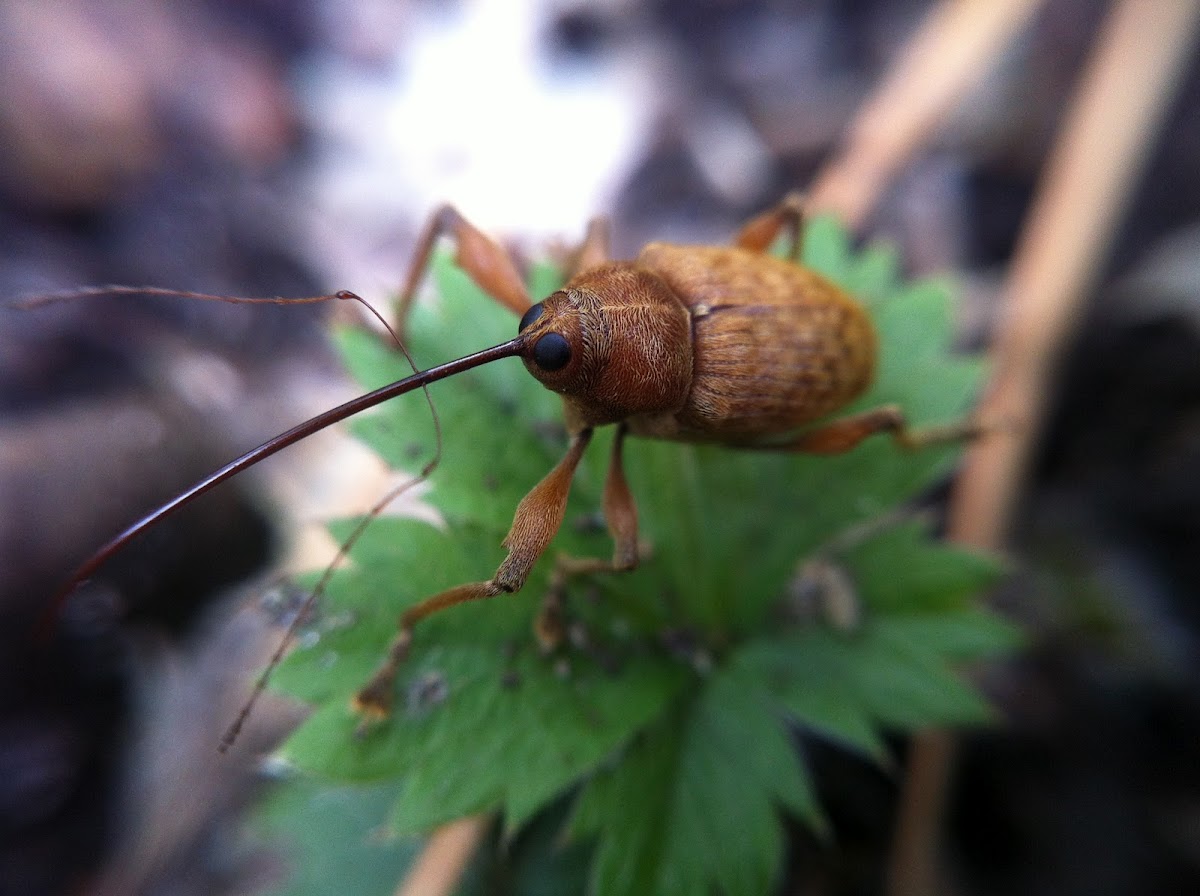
left=35, top=194, right=981, bottom=746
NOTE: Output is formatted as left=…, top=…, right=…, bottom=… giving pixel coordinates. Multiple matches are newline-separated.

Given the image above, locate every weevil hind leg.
left=353, top=429, right=595, bottom=722
left=762, top=405, right=988, bottom=455
left=734, top=192, right=808, bottom=258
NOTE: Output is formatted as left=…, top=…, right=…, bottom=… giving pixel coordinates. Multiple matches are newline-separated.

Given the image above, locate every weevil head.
left=516, top=263, right=692, bottom=426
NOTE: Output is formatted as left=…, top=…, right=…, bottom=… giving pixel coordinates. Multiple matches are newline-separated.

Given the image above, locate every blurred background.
left=1, top=0, right=1198, bottom=894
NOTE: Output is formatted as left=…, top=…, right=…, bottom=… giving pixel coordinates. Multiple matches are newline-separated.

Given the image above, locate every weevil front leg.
left=534, top=423, right=640, bottom=652
left=353, top=429, right=595, bottom=720
left=567, top=216, right=612, bottom=277
left=354, top=213, right=618, bottom=720
left=394, top=204, right=534, bottom=335
left=394, top=206, right=612, bottom=334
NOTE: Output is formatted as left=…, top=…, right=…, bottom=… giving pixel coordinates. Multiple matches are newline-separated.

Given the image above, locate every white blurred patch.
left=302, top=0, right=663, bottom=293
left=163, top=350, right=244, bottom=414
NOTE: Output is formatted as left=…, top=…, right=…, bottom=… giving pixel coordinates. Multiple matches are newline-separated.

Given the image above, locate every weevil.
left=45, top=193, right=977, bottom=730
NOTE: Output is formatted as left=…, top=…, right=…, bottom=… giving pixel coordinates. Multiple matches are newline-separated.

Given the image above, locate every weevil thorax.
left=517, top=262, right=693, bottom=429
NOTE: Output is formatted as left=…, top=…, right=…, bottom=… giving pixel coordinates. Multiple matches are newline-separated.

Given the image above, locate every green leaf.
left=727, top=637, right=889, bottom=761
left=458, top=799, right=594, bottom=896
left=253, top=776, right=420, bottom=896
left=569, top=674, right=822, bottom=896
left=840, top=520, right=1005, bottom=614
left=801, top=213, right=853, bottom=281
left=263, top=221, right=1017, bottom=896
left=844, top=240, right=901, bottom=306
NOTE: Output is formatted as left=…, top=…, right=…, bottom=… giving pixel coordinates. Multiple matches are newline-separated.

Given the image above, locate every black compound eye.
left=518, top=302, right=544, bottom=333
left=532, top=332, right=571, bottom=371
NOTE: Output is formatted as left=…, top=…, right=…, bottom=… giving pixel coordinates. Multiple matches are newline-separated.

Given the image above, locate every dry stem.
left=808, top=0, right=1045, bottom=227
left=889, top=3, right=1200, bottom=896
left=393, top=815, right=490, bottom=896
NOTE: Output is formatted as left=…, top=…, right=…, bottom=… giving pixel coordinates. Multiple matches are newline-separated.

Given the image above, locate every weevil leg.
left=354, top=215, right=616, bottom=720
left=734, top=191, right=808, bottom=258
left=353, top=429, right=594, bottom=721
left=395, top=205, right=533, bottom=335
left=567, top=216, right=612, bottom=276
left=534, top=424, right=641, bottom=651
left=601, top=424, right=639, bottom=568
left=762, top=405, right=987, bottom=455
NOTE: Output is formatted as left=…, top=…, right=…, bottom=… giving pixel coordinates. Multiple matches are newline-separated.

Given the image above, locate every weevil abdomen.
left=632, top=243, right=877, bottom=441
